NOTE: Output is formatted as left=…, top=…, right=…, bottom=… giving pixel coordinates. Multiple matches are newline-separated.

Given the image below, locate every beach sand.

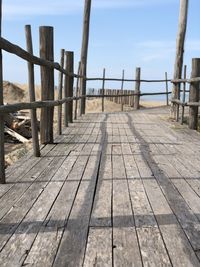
left=3, top=82, right=168, bottom=166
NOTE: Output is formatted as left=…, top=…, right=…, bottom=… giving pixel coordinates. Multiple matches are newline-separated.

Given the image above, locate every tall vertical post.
left=165, top=72, right=169, bottom=106
left=189, top=59, right=200, bottom=130
left=0, top=0, right=5, bottom=184
left=171, top=0, right=189, bottom=118
left=25, top=25, right=40, bottom=157
left=57, top=49, right=65, bottom=135
left=80, top=0, right=92, bottom=115
left=102, top=68, right=106, bottom=112
left=63, top=53, right=68, bottom=127
left=134, top=67, right=141, bottom=110
left=79, top=63, right=85, bottom=116
left=121, top=70, right=125, bottom=111
left=181, top=65, right=187, bottom=125
left=74, top=62, right=81, bottom=120
left=40, top=26, right=54, bottom=144
left=65, top=51, right=74, bottom=124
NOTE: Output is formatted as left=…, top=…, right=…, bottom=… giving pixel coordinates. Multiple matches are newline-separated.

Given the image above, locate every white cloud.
left=134, top=39, right=200, bottom=63
left=186, top=40, right=200, bottom=51
left=3, top=0, right=176, bottom=19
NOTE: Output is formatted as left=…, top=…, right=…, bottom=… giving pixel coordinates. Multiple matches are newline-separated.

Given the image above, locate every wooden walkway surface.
left=0, top=107, right=200, bottom=267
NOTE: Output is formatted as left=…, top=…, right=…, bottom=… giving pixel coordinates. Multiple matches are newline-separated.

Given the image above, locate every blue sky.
left=2, top=0, right=200, bottom=94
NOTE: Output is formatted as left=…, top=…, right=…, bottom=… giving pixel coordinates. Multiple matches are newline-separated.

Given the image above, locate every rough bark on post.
left=57, top=49, right=65, bottom=135
left=102, top=68, right=106, bottom=112
left=171, top=0, right=189, bottom=118
left=65, top=51, right=74, bottom=124
left=80, top=0, right=92, bottom=115
left=40, top=26, right=54, bottom=144
left=74, top=62, right=81, bottom=120
left=63, top=54, right=68, bottom=126
left=25, top=25, right=40, bottom=157
left=0, top=0, right=5, bottom=184
left=189, top=59, right=200, bottom=130
left=134, top=68, right=141, bottom=110
left=181, top=65, right=187, bottom=125
left=121, top=70, right=125, bottom=111
left=165, top=72, right=169, bottom=106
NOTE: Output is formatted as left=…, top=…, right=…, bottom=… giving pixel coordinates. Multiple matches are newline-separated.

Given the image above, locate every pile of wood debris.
left=4, top=111, right=39, bottom=144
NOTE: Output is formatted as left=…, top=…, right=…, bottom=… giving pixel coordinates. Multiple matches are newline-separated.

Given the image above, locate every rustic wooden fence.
left=0, top=21, right=200, bottom=184
left=0, top=26, right=171, bottom=184
left=171, top=59, right=200, bottom=129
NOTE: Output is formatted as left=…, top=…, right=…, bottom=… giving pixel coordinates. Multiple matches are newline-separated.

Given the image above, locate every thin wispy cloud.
left=3, top=0, right=176, bottom=19
left=135, top=39, right=200, bottom=62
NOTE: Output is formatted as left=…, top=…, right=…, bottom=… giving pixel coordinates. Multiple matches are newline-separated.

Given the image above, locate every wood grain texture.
left=25, top=25, right=40, bottom=157
left=0, top=0, right=5, bottom=184
left=0, top=108, right=200, bottom=266
left=40, top=26, right=54, bottom=144
left=57, top=49, right=65, bottom=135
left=189, top=58, right=200, bottom=129
left=80, top=0, right=92, bottom=115
left=171, top=0, right=188, bottom=117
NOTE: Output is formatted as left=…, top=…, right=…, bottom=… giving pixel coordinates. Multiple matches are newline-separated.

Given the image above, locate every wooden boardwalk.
left=0, top=107, right=200, bottom=267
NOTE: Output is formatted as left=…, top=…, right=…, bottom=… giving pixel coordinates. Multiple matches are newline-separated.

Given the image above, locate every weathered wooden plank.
left=0, top=154, right=66, bottom=252
left=151, top=154, right=200, bottom=251
left=23, top=180, right=80, bottom=267
left=112, top=154, right=126, bottom=179
left=143, top=178, right=200, bottom=267
left=0, top=182, right=63, bottom=267
left=53, top=145, right=100, bottom=266
left=83, top=227, right=112, bottom=267
left=0, top=155, right=55, bottom=220
left=53, top=180, right=98, bottom=266
left=128, top=179, right=172, bottom=266
left=123, top=154, right=140, bottom=179
left=90, top=154, right=112, bottom=227
left=113, top=179, right=142, bottom=267
left=20, top=122, right=97, bottom=266
left=5, top=144, right=55, bottom=184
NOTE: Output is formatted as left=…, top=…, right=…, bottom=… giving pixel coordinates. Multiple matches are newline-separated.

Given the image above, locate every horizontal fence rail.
left=0, top=37, right=83, bottom=79
left=86, top=77, right=172, bottom=82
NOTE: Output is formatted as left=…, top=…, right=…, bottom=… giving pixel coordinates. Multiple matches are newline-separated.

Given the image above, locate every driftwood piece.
left=4, top=113, right=32, bottom=138
left=4, top=126, right=29, bottom=143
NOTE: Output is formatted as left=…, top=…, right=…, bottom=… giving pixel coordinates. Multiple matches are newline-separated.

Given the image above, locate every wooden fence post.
left=74, top=62, right=81, bottom=120
left=189, top=58, right=200, bottom=130
left=121, top=70, right=125, bottom=111
left=165, top=72, right=169, bottom=106
left=57, top=49, right=65, bottom=135
left=134, top=67, right=141, bottom=109
left=40, top=26, right=54, bottom=144
left=63, top=53, right=68, bottom=126
left=65, top=51, right=74, bottom=124
left=171, top=0, right=189, bottom=118
left=102, top=68, right=105, bottom=112
left=0, top=0, right=5, bottom=184
left=181, top=65, right=187, bottom=125
left=25, top=25, right=40, bottom=157
left=80, top=0, right=92, bottom=115
left=79, top=63, right=84, bottom=116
